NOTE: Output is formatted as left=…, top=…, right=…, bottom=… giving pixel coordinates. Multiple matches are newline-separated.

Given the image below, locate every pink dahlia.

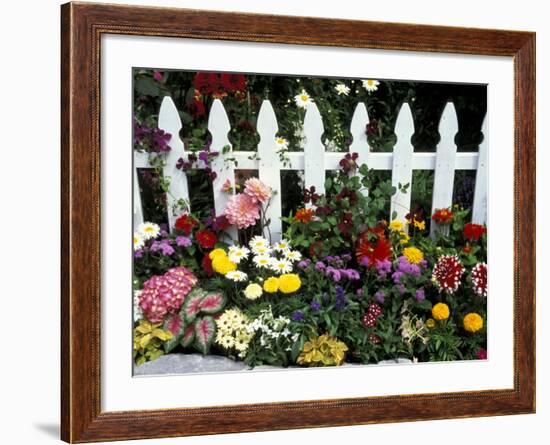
left=471, top=262, right=487, bottom=297
left=243, top=178, right=272, bottom=204
left=224, top=193, right=260, bottom=229
left=139, top=266, right=198, bottom=323
left=432, top=255, right=464, bottom=294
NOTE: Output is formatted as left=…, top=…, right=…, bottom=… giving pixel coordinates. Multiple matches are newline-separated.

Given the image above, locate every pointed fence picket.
left=134, top=96, right=488, bottom=242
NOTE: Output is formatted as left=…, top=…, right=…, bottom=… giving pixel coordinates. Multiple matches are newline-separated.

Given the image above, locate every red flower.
left=212, top=215, right=230, bottom=232
left=339, top=152, right=359, bottom=174
left=463, top=223, right=486, bottom=241
left=187, top=99, right=205, bottom=117
left=463, top=244, right=473, bottom=254
left=356, top=230, right=392, bottom=267
left=432, top=255, right=465, bottom=294
left=476, top=348, right=488, bottom=360
left=193, top=72, right=220, bottom=95
left=295, top=208, right=315, bottom=224
left=174, top=214, right=198, bottom=235
left=201, top=253, right=214, bottom=277
left=337, top=212, right=354, bottom=235
left=220, top=73, right=247, bottom=92
left=308, top=240, right=323, bottom=258
left=432, top=207, right=454, bottom=224
left=196, top=230, right=217, bottom=249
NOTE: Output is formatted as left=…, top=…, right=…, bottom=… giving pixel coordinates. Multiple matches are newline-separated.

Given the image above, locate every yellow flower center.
left=300, top=95, right=308, bottom=101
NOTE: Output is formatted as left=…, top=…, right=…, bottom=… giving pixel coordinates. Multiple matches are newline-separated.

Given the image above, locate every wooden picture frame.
left=61, top=2, right=535, bottom=442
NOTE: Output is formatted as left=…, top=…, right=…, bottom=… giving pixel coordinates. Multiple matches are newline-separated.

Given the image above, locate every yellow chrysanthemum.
left=399, top=232, right=410, bottom=245
left=209, top=248, right=227, bottom=260
left=425, top=318, right=436, bottom=329
left=212, top=255, right=237, bottom=275
left=432, top=303, right=450, bottom=321
left=278, top=274, right=301, bottom=294
left=389, top=220, right=404, bottom=232
left=463, top=313, right=484, bottom=333
left=403, top=247, right=424, bottom=264
left=263, top=276, right=280, bottom=293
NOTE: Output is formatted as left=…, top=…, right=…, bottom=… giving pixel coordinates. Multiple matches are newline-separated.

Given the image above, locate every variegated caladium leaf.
left=181, top=323, right=195, bottom=348
left=163, top=313, right=185, bottom=353
left=193, top=316, right=216, bottom=355
left=181, top=288, right=205, bottom=323
left=199, top=292, right=226, bottom=314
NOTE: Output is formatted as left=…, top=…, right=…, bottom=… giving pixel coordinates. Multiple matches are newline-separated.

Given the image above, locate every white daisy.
left=225, top=270, right=248, bottom=282
left=228, top=246, right=250, bottom=264
left=274, top=239, right=291, bottom=253
left=133, top=291, right=143, bottom=320
left=294, top=89, right=313, bottom=109
left=275, top=136, right=289, bottom=150
left=270, top=258, right=292, bottom=274
left=252, top=245, right=272, bottom=256
left=133, top=233, right=145, bottom=251
left=253, top=255, right=272, bottom=269
left=249, top=236, right=269, bottom=251
left=284, top=250, right=302, bottom=262
left=335, top=83, right=350, bottom=96
left=137, top=222, right=161, bottom=240
left=362, top=79, right=380, bottom=92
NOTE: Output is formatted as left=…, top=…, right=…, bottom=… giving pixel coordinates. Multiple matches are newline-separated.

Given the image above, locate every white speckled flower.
left=335, top=83, right=350, bottom=96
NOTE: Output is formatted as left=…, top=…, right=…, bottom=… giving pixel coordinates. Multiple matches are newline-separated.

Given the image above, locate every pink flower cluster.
left=139, top=267, right=198, bottom=323
left=224, top=178, right=271, bottom=229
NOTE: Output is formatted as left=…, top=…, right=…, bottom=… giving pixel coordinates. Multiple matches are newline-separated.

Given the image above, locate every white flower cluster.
left=215, top=308, right=253, bottom=358
left=133, top=290, right=143, bottom=321
left=246, top=306, right=299, bottom=351
left=223, top=236, right=302, bottom=283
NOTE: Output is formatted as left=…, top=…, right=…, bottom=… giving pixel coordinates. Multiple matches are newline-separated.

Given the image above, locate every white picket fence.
left=134, top=97, right=487, bottom=241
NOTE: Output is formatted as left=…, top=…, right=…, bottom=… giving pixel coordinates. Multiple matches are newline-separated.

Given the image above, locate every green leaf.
left=135, top=77, right=160, bottom=96
left=181, top=288, right=206, bottom=323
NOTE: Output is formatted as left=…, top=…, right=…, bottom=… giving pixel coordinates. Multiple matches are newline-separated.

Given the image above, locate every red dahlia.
left=220, top=73, right=247, bottom=92
left=174, top=213, right=198, bottom=235
left=193, top=72, right=220, bottom=95
left=432, top=207, right=454, bottom=224
left=471, top=262, right=487, bottom=297
left=201, top=253, right=214, bottom=277
left=463, top=223, right=486, bottom=241
left=356, top=230, right=392, bottom=267
left=295, top=208, right=315, bottom=224
left=432, top=255, right=465, bottom=294
left=196, top=230, right=217, bottom=249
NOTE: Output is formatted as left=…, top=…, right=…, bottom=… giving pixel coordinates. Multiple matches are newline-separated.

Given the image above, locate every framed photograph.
left=61, top=2, right=535, bottom=442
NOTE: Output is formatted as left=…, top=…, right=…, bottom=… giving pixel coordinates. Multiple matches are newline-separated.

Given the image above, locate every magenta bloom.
left=139, top=267, right=198, bottom=323
left=224, top=193, right=260, bottom=229
left=476, top=348, right=488, bottom=360
left=243, top=178, right=272, bottom=204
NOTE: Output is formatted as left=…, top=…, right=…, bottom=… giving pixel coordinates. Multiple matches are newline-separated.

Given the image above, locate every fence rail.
left=134, top=96, right=487, bottom=242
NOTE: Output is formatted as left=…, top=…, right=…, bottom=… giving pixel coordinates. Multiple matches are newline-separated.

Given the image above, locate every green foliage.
left=133, top=320, right=173, bottom=365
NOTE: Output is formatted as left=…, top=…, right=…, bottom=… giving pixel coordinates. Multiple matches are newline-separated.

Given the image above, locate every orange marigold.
left=295, top=208, right=315, bottom=224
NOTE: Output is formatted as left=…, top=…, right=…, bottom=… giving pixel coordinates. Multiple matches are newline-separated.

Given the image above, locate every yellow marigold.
left=244, top=283, right=263, bottom=300
left=403, top=247, right=424, bottom=264
left=463, top=313, right=484, bottom=333
left=209, top=248, right=227, bottom=260
left=432, top=303, right=450, bottom=321
left=263, top=276, right=280, bottom=293
left=278, top=274, right=302, bottom=294
left=212, top=255, right=237, bottom=275
left=389, top=220, right=404, bottom=232
left=426, top=318, right=436, bottom=329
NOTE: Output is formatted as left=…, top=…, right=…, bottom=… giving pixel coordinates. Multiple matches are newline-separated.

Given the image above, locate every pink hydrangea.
left=139, top=267, right=198, bottom=323
left=224, top=193, right=260, bottom=229
left=244, top=178, right=272, bottom=204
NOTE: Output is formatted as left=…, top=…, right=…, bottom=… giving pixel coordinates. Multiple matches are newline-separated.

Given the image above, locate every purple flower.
left=150, top=239, right=175, bottom=256
left=341, top=253, right=352, bottom=262
left=325, top=255, right=335, bottom=263
left=152, top=129, right=171, bottom=153
left=375, top=290, right=385, bottom=304
left=325, top=266, right=342, bottom=282
left=341, top=269, right=360, bottom=280
left=375, top=259, right=392, bottom=278
left=134, top=249, right=144, bottom=258
left=310, top=300, right=321, bottom=311
left=298, top=259, right=311, bottom=269
left=315, top=261, right=326, bottom=271
left=415, top=288, right=426, bottom=302
left=175, top=236, right=192, bottom=247
left=356, top=288, right=364, bottom=297
left=397, top=284, right=406, bottom=295
left=335, top=286, right=347, bottom=311
left=359, top=256, right=370, bottom=267
left=153, top=71, right=163, bottom=82
left=198, top=151, right=209, bottom=164
left=392, top=271, right=404, bottom=284
left=292, top=310, right=304, bottom=321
